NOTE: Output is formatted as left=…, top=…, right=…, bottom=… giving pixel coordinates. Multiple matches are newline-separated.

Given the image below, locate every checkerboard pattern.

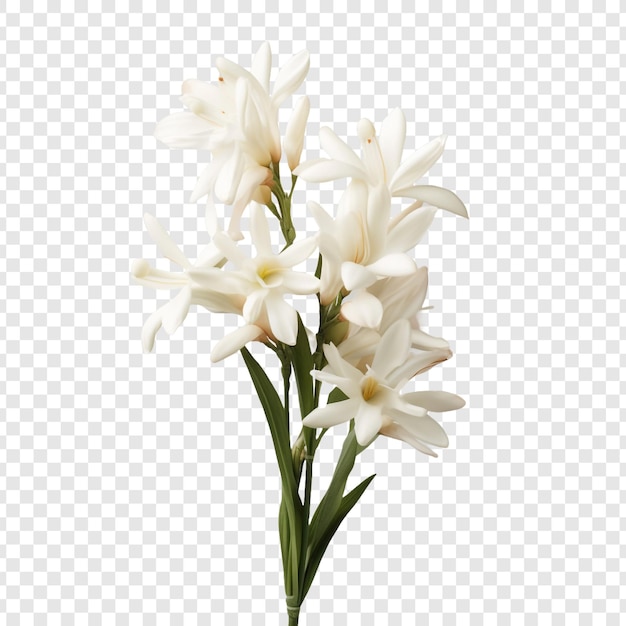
left=1, top=1, right=625, bottom=623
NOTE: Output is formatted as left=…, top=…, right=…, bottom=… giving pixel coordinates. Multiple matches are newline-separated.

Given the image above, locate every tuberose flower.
left=188, top=203, right=320, bottom=360
left=155, top=42, right=310, bottom=239
left=294, top=109, right=468, bottom=218
left=131, top=212, right=243, bottom=353
left=303, top=320, right=464, bottom=454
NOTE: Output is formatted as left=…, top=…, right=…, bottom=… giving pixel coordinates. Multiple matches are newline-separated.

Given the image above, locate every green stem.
left=287, top=607, right=300, bottom=625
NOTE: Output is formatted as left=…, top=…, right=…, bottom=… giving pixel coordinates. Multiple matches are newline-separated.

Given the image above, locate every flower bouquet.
left=132, top=42, right=467, bottom=624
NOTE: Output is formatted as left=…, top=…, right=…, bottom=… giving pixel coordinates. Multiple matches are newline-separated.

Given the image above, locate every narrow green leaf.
left=289, top=314, right=315, bottom=418
left=301, top=473, right=376, bottom=601
left=307, top=429, right=358, bottom=551
left=241, top=347, right=296, bottom=494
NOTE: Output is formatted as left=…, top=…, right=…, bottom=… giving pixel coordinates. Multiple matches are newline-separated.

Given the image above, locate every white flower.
left=188, top=203, right=320, bottom=360
left=309, top=180, right=438, bottom=328
left=154, top=42, right=310, bottom=239
left=131, top=213, right=244, bottom=353
left=302, top=320, right=463, bottom=454
left=338, top=267, right=451, bottom=367
left=294, top=109, right=468, bottom=218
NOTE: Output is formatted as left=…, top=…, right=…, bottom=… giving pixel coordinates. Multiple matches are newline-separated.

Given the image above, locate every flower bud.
left=284, top=96, right=310, bottom=171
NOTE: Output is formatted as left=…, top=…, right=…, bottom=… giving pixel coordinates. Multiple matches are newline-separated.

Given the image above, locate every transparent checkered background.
left=1, top=1, right=625, bottom=624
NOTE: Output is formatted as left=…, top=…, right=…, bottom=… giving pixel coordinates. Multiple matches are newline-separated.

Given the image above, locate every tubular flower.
left=293, top=109, right=468, bottom=218
left=154, top=41, right=310, bottom=240
left=188, top=203, right=320, bottom=360
left=302, top=320, right=463, bottom=454
left=131, top=213, right=244, bottom=353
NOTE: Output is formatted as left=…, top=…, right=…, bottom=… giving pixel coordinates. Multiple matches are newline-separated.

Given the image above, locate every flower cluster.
left=133, top=42, right=466, bottom=456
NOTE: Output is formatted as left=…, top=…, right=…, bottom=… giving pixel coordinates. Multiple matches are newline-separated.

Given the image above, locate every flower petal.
left=401, top=390, right=465, bottom=412
left=322, top=342, right=365, bottom=383
left=214, top=148, right=244, bottom=205
left=386, top=206, right=438, bottom=253
left=229, top=166, right=272, bottom=240
left=154, top=112, right=213, bottom=149
left=272, top=49, right=310, bottom=106
left=187, top=266, right=251, bottom=294
left=212, top=231, right=249, bottom=269
left=251, top=41, right=272, bottom=93
left=293, top=158, right=367, bottom=183
left=277, top=234, right=319, bottom=268
left=250, top=202, right=272, bottom=256
left=243, top=288, right=268, bottom=323
left=357, top=118, right=385, bottom=186
left=308, top=200, right=334, bottom=232
left=395, top=185, right=468, bottom=218
left=411, top=328, right=450, bottom=351
left=310, top=369, right=361, bottom=398
left=340, top=291, right=383, bottom=329
left=366, top=253, right=417, bottom=278
left=265, top=295, right=298, bottom=345
left=211, top=324, right=265, bottom=362
left=394, top=413, right=449, bottom=448
left=302, top=398, right=360, bottom=429
left=161, top=286, right=192, bottom=334
left=378, top=108, right=406, bottom=180
left=388, top=135, right=447, bottom=192
left=354, top=401, right=383, bottom=447
left=341, top=262, right=376, bottom=292
left=280, top=270, right=320, bottom=295
left=386, top=348, right=453, bottom=387
left=372, top=319, right=411, bottom=379
left=143, top=213, right=191, bottom=269
left=319, top=126, right=366, bottom=172
left=379, top=422, right=437, bottom=457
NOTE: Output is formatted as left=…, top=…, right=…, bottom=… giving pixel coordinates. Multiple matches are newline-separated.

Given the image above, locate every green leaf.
left=307, top=429, right=358, bottom=552
left=289, top=314, right=315, bottom=419
left=301, top=473, right=376, bottom=600
left=241, top=347, right=302, bottom=592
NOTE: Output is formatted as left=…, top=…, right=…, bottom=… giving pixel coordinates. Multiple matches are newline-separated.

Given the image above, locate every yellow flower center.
left=361, top=376, right=380, bottom=402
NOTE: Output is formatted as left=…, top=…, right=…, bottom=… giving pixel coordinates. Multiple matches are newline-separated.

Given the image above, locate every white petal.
left=302, top=398, right=360, bottom=429
left=396, top=413, right=449, bottom=448
left=243, top=288, right=268, bottom=323
left=272, top=49, right=310, bottom=106
left=311, top=369, right=361, bottom=398
left=357, top=118, right=385, bottom=186
left=191, top=289, right=242, bottom=315
left=251, top=41, right=272, bottom=93
left=284, top=96, right=310, bottom=170
left=215, top=55, right=256, bottom=84
left=250, top=203, right=272, bottom=256
left=378, top=108, right=406, bottom=180
left=214, top=148, right=244, bottom=205
left=308, top=200, right=334, bottom=232
left=354, top=402, right=383, bottom=447
left=190, top=162, right=219, bottom=203
left=293, top=158, right=367, bottom=183
left=154, top=112, right=213, bottom=149
left=372, top=319, right=411, bottom=379
left=319, top=126, right=366, bottom=172
left=365, top=184, right=392, bottom=261
left=280, top=270, right=320, bottom=295
left=386, top=206, right=438, bottom=253
left=205, top=196, right=218, bottom=236
left=379, top=422, right=437, bottom=457
left=395, top=185, right=468, bottom=218
left=141, top=307, right=164, bottom=353
left=337, top=328, right=381, bottom=363
left=187, top=267, right=251, bottom=294
left=388, top=135, right=446, bottom=192
left=340, top=291, right=383, bottom=329
left=277, top=234, right=319, bottom=268
left=366, top=254, right=417, bottom=278
left=265, top=296, right=298, bottom=345
left=386, top=348, right=452, bottom=387
left=211, top=324, right=265, bottom=362
left=161, top=286, right=192, bottom=334
left=212, top=231, right=249, bottom=269
left=143, top=213, right=191, bottom=269
left=322, top=342, right=365, bottom=383
left=341, top=262, right=376, bottom=292
left=229, top=166, right=272, bottom=240
left=411, top=328, right=450, bottom=351
left=401, top=390, right=465, bottom=412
